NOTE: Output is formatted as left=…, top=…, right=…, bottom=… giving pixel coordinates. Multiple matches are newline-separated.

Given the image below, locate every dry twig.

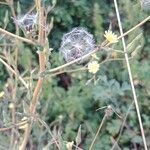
left=114, top=0, right=148, bottom=149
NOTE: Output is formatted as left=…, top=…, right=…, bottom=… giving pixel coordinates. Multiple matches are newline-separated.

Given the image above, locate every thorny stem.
left=89, top=114, right=107, bottom=150
left=114, top=0, right=148, bottom=149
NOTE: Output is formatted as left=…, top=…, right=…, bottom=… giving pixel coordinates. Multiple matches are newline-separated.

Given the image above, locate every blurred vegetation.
left=0, top=0, right=150, bottom=149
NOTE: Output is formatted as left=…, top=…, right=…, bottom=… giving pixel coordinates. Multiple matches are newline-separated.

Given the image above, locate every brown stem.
left=89, top=114, right=107, bottom=150
left=30, top=52, right=45, bottom=114
left=19, top=54, right=45, bottom=150
left=9, top=1, right=19, bottom=147
left=114, top=0, right=148, bottom=149
left=19, top=3, right=46, bottom=150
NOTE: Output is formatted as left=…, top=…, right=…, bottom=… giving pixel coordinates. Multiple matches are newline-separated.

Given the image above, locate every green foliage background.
left=0, top=0, right=150, bottom=149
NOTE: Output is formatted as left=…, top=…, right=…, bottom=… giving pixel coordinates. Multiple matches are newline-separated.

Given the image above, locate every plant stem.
left=0, top=58, right=28, bottom=88
left=114, top=0, right=148, bottom=149
left=9, top=1, right=19, bottom=147
left=89, top=114, right=107, bottom=150
left=117, top=16, right=150, bottom=40
left=0, top=2, right=8, bottom=5
left=19, top=2, right=46, bottom=150
left=111, top=101, right=134, bottom=150
left=19, top=51, right=46, bottom=150
left=0, top=28, right=36, bottom=45
left=30, top=52, right=45, bottom=114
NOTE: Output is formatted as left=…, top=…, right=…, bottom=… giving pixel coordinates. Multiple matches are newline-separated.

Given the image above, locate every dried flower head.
left=104, top=30, right=118, bottom=43
left=140, top=0, right=150, bottom=9
left=59, top=27, right=95, bottom=62
left=12, top=13, right=38, bottom=31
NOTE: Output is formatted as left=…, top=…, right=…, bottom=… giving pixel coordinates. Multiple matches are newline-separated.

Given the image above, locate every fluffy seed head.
left=59, top=27, right=95, bottom=62
left=12, top=13, right=38, bottom=31
left=140, top=0, right=150, bottom=9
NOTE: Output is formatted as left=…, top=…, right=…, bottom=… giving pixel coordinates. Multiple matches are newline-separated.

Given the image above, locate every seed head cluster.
left=59, top=27, right=95, bottom=62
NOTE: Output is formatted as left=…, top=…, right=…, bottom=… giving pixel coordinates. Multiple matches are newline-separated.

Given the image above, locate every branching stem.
left=19, top=2, right=46, bottom=150
left=45, top=16, right=150, bottom=74
left=0, top=28, right=36, bottom=45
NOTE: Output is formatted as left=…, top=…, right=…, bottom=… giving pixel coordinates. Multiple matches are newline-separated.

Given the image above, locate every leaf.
left=131, top=136, right=142, bottom=144
left=126, top=33, right=143, bottom=54
left=75, top=125, right=82, bottom=149
left=121, top=82, right=131, bottom=91
left=106, top=119, right=122, bottom=136
left=23, top=101, right=30, bottom=114
left=131, top=45, right=142, bottom=58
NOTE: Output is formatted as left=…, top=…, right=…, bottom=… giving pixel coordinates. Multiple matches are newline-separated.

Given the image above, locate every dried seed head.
left=12, top=13, right=38, bottom=31
left=59, top=27, right=95, bottom=62
left=140, top=0, right=150, bottom=9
